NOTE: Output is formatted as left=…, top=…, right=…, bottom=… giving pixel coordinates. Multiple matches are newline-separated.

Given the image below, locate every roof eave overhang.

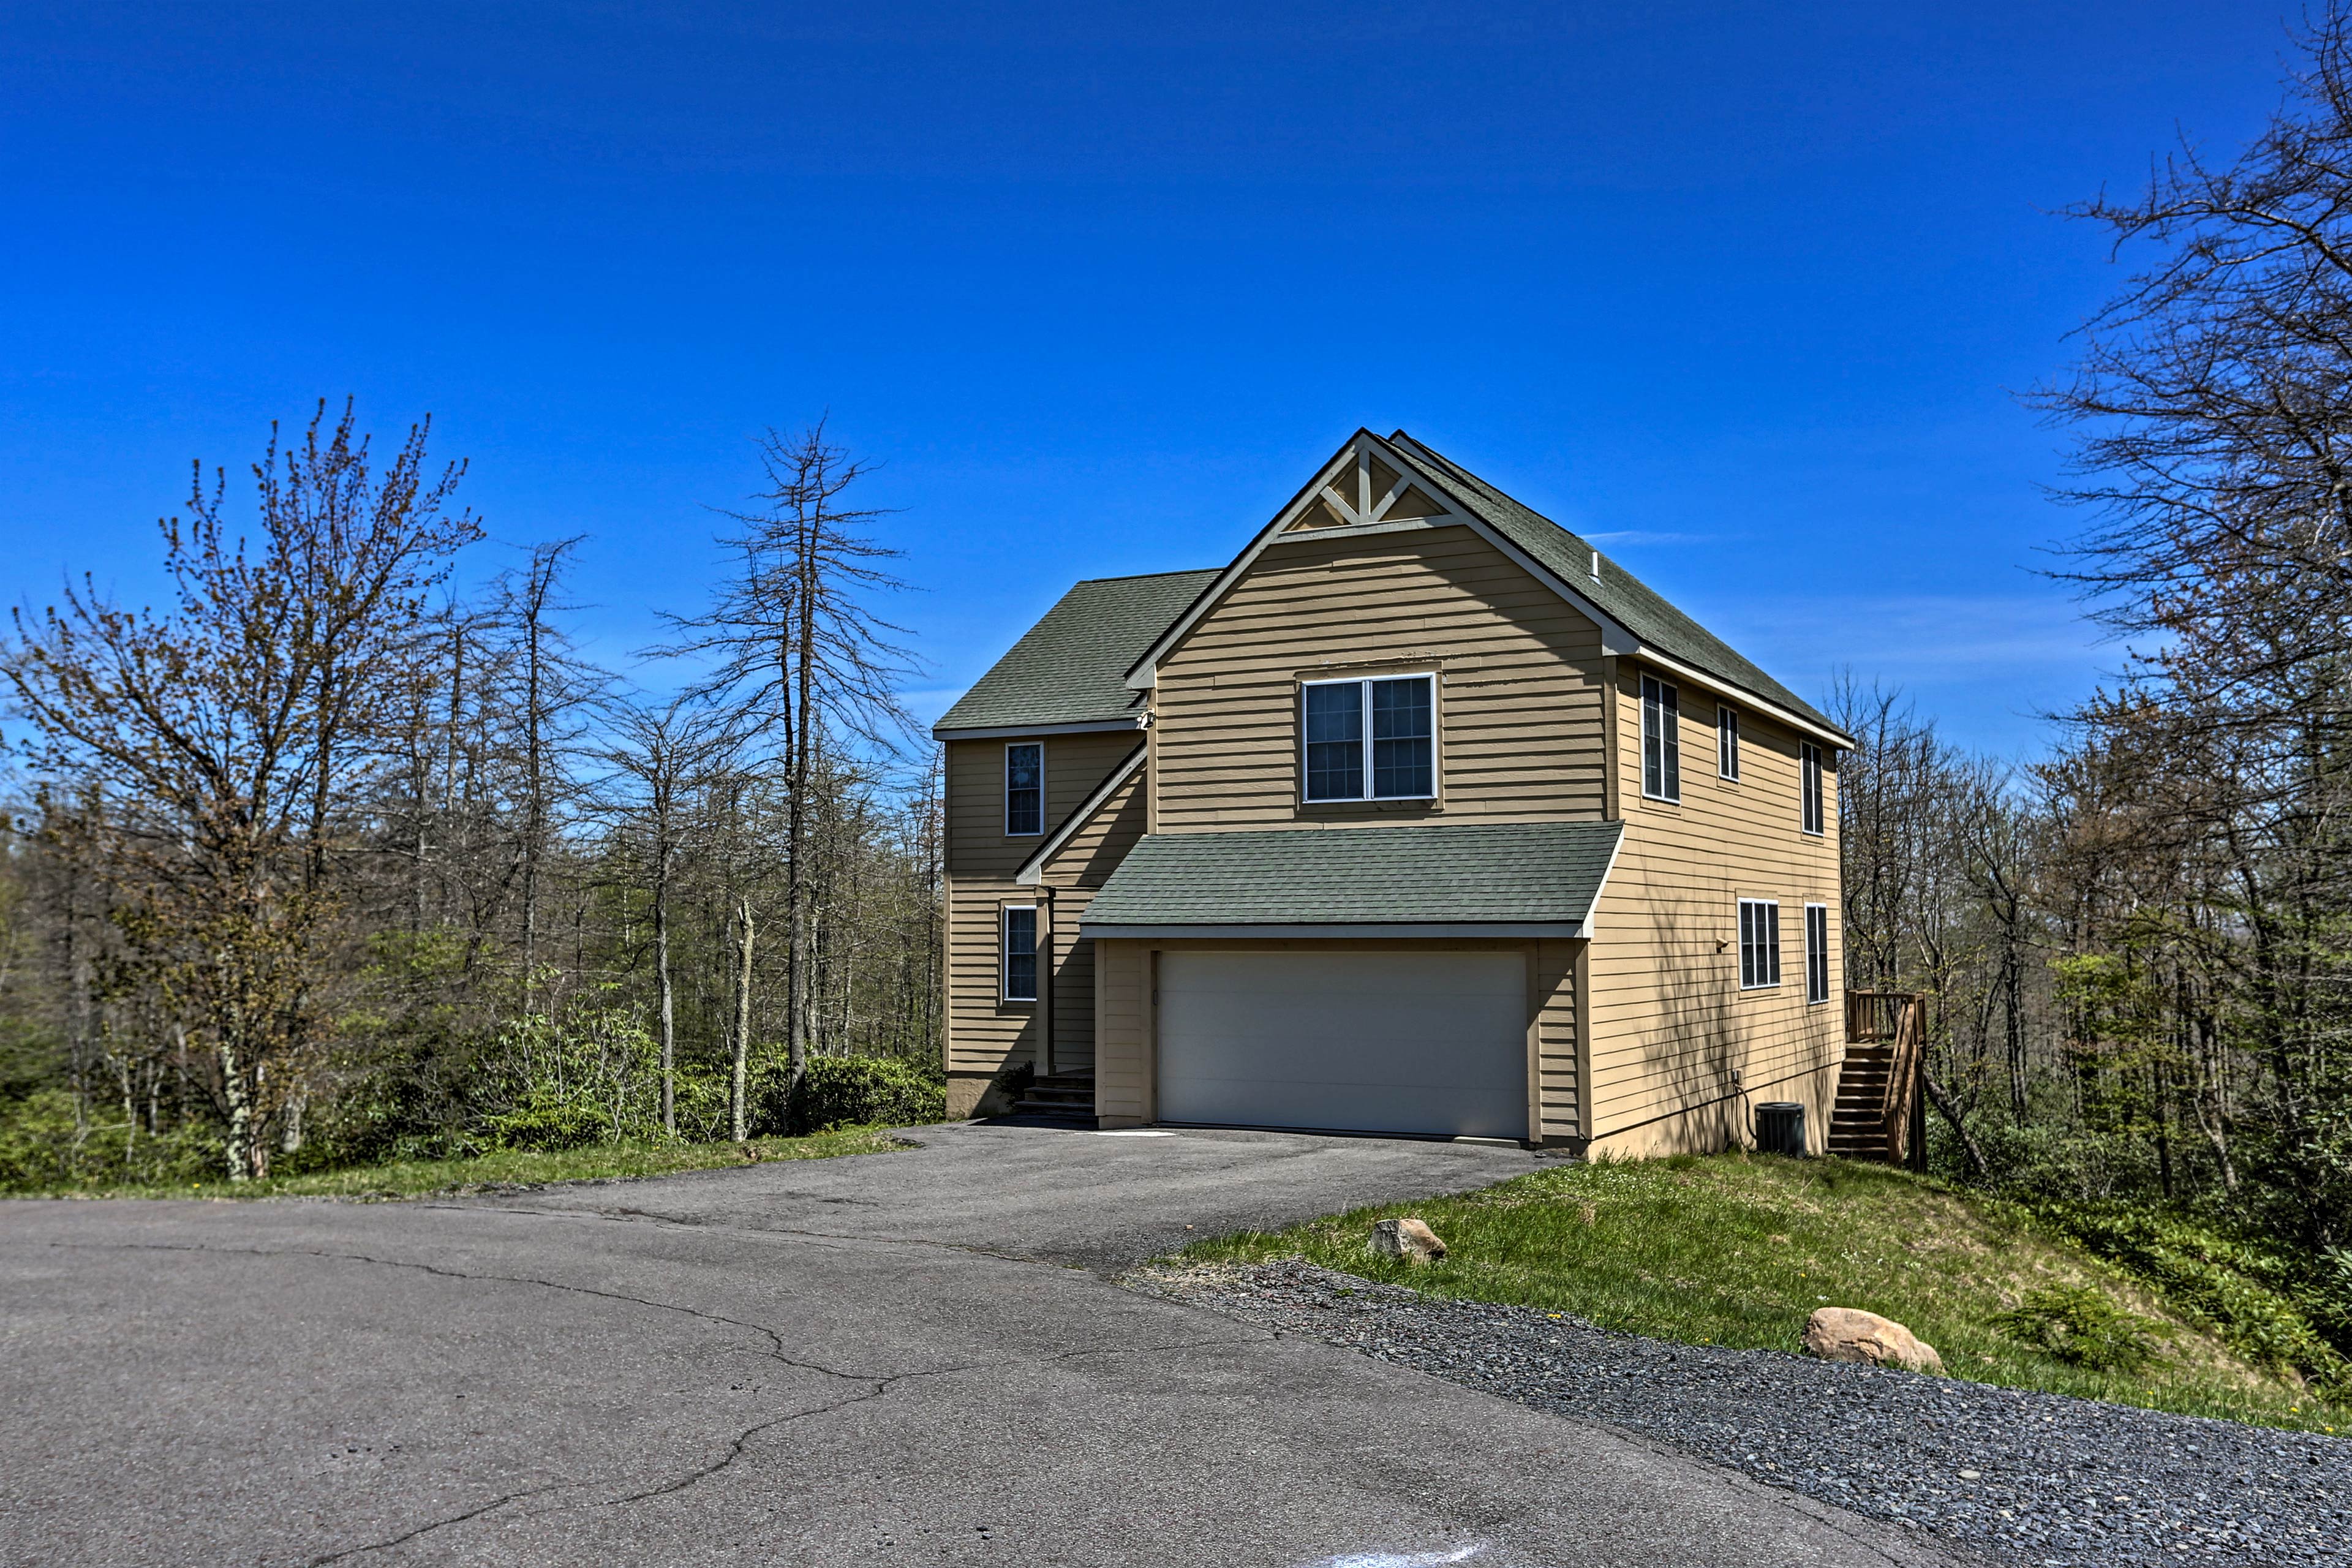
left=1628, top=649, right=1855, bottom=751
left=930, top=716, right=1145, bottom=742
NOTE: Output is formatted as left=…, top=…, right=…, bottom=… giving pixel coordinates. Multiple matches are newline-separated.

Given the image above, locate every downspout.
left=1039, top=887, right=1055, bottom=1079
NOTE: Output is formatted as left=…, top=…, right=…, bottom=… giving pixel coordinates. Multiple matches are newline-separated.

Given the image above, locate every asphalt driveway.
left=1, top=1123, right=1963, bottom=1567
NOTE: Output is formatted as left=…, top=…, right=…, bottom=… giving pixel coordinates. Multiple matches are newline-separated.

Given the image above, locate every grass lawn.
left=19, top=1126, right=911, bottom=1202
left=1176, top=1152, right=2349, bottom=1434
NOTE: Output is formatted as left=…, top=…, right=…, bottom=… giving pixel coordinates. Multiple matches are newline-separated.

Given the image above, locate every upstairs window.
left=1002, top=906, right=1038, bottom=1001
left=1740, top=899, right=1781, bottom=989
left=1717, top=705, right=1740, bottom=781
left=1805, top=903, right=1831, bottom=1005
left=1005, top=742, right=1044, bottom=836
left=1302, top=674, right=1435, bottom=802
left=1641, top=674, right=1680, bottom=802
left=1800, top=742, right=1824, bottom=835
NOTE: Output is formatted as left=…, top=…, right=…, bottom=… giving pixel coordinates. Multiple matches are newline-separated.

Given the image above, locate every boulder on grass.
left=1802, top=1306, right=1943, bottom=1373
left=1371, top=1217, right=1448, bottom=1264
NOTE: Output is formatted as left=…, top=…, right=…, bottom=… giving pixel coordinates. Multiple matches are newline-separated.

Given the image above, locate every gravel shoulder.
left=1133, top=1257, right=2352, bottom=1567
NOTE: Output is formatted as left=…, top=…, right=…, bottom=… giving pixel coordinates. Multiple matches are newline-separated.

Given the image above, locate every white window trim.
left=1641, top=673, right=1681, bottom=804
left=1005, top=741, right=1045, bottom=837
left=1001, top=904, right=1038, bottom=1003
left=1717, top=704, right=1740, bottom=782
left=1800, top=741, right=1824, bottom=837
left=1738, top=897, right=1782, bottom=991
left=1298, top=671, right=1439, bottom=803
left=1804, top=902, right=1831, bottom=1006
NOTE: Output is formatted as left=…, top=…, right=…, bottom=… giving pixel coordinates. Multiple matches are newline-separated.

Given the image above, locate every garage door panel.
left=1156, top=951, right=1528, bottom=1139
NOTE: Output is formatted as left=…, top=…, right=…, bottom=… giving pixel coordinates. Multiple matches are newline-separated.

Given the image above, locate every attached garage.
left=1080, top=820, right=1624, bottom=1140
left=1156, top=949, right=1528, bottom=1138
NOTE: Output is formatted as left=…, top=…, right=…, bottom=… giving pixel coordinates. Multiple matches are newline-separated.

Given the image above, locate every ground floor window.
left=1003, top=906, right=1038, bottom=1001
left=1739, top=898, right=1781, bottom=989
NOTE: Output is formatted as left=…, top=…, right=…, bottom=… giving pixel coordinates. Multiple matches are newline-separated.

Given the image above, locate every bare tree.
left=599, top=693, right=736, bottom=1134
left=660, top=422, right=918, bottom=1113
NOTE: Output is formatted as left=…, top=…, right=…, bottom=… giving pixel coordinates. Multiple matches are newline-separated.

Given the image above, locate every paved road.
left=2, top=1123, right=1964, bottom=1567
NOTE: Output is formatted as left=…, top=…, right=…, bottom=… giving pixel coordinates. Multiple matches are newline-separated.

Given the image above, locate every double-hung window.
left=1739, top=898, right=1781, bottom=990
left=1001, top=906, right=1038, bottom=1001
left=1804, top=903, right=1831, bottom=1005
left=1717, top=705, right=1740, bottom=781
left=1800, top=742, right=1824, bottom=835
left=1641, top=674, right=1680, bottom=801
left=1005, top=742, right=1044, bottom=836
left=1301, top=674, right=1435, bottom=802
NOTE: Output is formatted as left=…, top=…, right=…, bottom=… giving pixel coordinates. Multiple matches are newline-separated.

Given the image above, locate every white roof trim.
left=1572, top=818, right=1631, bottom=942
left=1078, top=921, right=1594, bottom=940
left=1634, top=650, right=1853, bottom=751
left=1124, top=429, right=1640, bottom=690
left=1014, top=742, right=1148, bottom=885
left=931, top=717, right=1144, bottom=742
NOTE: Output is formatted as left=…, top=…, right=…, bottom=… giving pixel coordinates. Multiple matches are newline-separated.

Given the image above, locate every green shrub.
left=2020, top=1199, right=2351, bottom=1395
left=483, top=1095, right=611, bottom=1153
left=0, top=1089, right=223, bottom=1192
left=1994, top=1285, right=2165, bottom=1373
left=765, top=1054, right=946, bottom=1136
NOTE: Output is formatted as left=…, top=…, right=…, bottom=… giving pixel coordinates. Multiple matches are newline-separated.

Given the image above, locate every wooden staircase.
left=1830, top=992, right=1928, bottom=1164
left=1009, top=1071, right=1096, bottom=1125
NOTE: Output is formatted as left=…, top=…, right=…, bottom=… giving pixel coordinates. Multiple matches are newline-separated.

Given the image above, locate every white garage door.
left=1156, top=951, right=1528, bottom=1139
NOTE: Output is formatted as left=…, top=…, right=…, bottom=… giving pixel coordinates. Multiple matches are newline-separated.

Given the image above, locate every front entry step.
left=1009, top=1072, right=1096, bottom=1124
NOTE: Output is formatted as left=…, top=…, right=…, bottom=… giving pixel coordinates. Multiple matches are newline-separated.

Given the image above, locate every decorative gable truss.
left=1290, top=434, right=1478, bottom=532
left=1126, top=429, right=1637, bottom=692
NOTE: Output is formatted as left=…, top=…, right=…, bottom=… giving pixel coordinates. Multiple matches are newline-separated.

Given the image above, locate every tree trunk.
left=221, top=1039, right=255, bottom=1183
left=731, top=891, right=755, bottom=1141
left=655, top=859, right=676, bottom=1137
left=1923, top=1069, right=1992, bottom=1182
left=786, top=557, right=816, bottom=1103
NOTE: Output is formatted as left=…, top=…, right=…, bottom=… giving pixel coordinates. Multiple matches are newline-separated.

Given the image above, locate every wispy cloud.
left=1733, top=593, right=2103, bottom=678
left=1582, top=530, right=1721, bottom=547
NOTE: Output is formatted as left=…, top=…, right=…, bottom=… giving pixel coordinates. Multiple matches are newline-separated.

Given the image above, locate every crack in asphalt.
left=51, top=1238, right=877, bottom=1384
left=51, top=1237, right=1265, bottom=1564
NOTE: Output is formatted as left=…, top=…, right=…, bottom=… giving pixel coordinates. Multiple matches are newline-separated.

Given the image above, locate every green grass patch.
left=12, top=1125, right=910, bottom=1202
left=1173, top=1152, right=2351, bottom=1434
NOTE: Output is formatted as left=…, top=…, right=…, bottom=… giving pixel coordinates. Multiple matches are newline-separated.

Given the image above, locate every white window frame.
left=1800, top=741, right=1823, bottom=836
left=1298, top=671, right=1438, bottom=803
left=1641, top=673, right=1681, bottom=802
left=1738, top=898, right=1782, bottom=990
left=1717, top=704, right=1740, bottom=782
left=1804, top=903, right=1831, bottom=1006
left=1001, top=904, right=1038, bottom=1002
left=1005, top=741, right=1044, bottom=837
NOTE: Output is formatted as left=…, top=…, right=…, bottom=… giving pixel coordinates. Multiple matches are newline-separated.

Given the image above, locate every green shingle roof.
left=933, top=568, right=1220, bottom=735
left=1388, top=432, right=1837, bottom=731
left=1079, top=820, right=1624, bottom=930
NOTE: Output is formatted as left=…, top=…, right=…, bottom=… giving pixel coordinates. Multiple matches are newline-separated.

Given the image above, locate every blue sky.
left=0, top=2, right=2296, bottom=758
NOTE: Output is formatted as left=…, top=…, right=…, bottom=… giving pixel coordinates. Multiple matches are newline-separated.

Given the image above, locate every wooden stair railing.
left=1831, top=990, right=1928, bottom=1166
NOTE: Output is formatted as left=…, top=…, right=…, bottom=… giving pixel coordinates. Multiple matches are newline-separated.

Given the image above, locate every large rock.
left=1371, top=1216, right=1448, bottom=1263
left=1801, top=1307, right=1943, bottom=1373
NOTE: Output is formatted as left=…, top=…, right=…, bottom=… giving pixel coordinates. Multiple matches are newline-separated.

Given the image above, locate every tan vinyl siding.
left=944, top=732, right=1141, bottom=1079
left=1585, top=661, right=1843, bottom=1150
left=1095, top=939, right=1152, bottom=1125
left=1031, top=764, right=1150, bottom=1074
left=1534, top=938, right=1580, bottom=1140
left=1150, top=525, right=1609, bottom=831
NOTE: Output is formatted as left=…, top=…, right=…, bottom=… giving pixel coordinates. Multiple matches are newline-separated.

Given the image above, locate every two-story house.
left=933, top=430, right=1855, bottom=1157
